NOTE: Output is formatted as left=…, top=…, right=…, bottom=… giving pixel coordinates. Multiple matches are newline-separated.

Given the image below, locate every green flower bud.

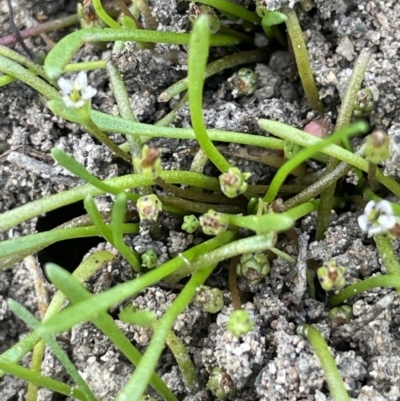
left=199, top=210, right=229, bottom=236
left=133, top=145, right=162, bottom=180
left=227, top=68, right=258, bottom=97
left=227, top=310, right=254, bottom=337
left=328, top=306, right=353, bottom=327
left=141, top=250, right=158, bottom=269
left=182, top=214, right=200, bottom=233
left=364, top=129, right=391, bottom=164
left=353, top=88, right=374, bottom=118
left=207, top=367, right=236, bottom=399
left=188, top=4, right=221, bottom=34
left=317, top=261, right=346, bottom=291
left=237, top=252, right=270, bottom=285
left=136, top=194, right=162, bottom=222
left=194, top=285, right=224, bottom=313
left=219, top=167, right=251, bottom=198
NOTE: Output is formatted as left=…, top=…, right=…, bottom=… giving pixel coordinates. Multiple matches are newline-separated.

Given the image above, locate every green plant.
left=1, top=2, right=400, bottom=401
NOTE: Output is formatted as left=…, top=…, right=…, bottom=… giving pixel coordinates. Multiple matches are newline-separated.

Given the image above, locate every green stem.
left=0, top=252, right=115, bottom=378
left=284, top=200, right=319, bottom=219
left=283, top=8, right=324, bottom=112
left=166, top=331, right=199, bottom=393
left=258, top=119, right=400, bottom=198
left=93, top=0, right=121, bottom=28
left=283, top=162, right=351, bottom=209
left=44, top=28, right=241, bottom=79
left=328, top=274, right=400, bottom=307
left=167, top=232, right=275, bottom=282
left=0, top=54, right=59, bottom=99
left=316, top=50, right=371, bottom=239
left=188, top=15, right=231, bottom=172
left=46, top=264, right=179, bottom=401
left=298, top=324, right=350, bottom=401
left=106, top=60, right=142, bottom=162
left=8, top=300, right=99, bottom=401
left=0, top=224, right=137, bottom=268
left=335, top=50, right=371, bottom=140
left=64, top=60, right=107, bottom=72
left=0, top=359, right=87, bottom=400
left=34, top=232, right=235, bottom=335
left=227, top=212, right=293, bottom=233
left=0, top=45, right=46, bottom=78
left=374, top=235, right=400, bottom=275
left=263, top=122, right=366, bottom=202
left=49, top=101, right=284, bottom=150
left=0, top=170, right=223, bottom=233
left=116, top=265, right=215, bottom=401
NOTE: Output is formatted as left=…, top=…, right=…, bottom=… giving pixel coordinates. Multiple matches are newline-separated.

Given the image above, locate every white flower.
left=357, top=200, right=396, bottom=237
left=58, top=71, right=97, bottom=108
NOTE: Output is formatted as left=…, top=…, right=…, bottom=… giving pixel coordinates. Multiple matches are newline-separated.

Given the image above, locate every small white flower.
left=357, top=200, right=396, bottom=237
left=58, top=71, right=97, bottom=108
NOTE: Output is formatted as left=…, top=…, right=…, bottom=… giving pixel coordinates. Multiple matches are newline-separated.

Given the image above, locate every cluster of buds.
left=136, top=195, right=162, bottom=222
left=134, top=145, right=162, bottom=180
left=219, top=167, right=251, bottom=198
left=193, top=285, right=224, bottom=313
left=199, top=210, right=229, bottom=236
left=141, top=250, right=158, bottom=269
left=207, top=367, right=236, bottom=399
left=237, top=252, right=270, bottom=285
left=317, top=261, right=346, bottom=292
left=227, top=310, right=254, bottom=337
left=227, top=68, right=258, bottom=97
left=357, top=199, right=397, bottom=237
left=181, top=214, right=200, bottom=233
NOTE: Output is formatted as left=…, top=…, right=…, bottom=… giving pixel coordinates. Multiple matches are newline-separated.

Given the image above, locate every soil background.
left=1, top=0, right=400, bottom=400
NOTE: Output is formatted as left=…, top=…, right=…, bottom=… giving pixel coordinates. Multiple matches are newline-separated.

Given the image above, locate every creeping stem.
left=283, top=8, right=324, bottom=112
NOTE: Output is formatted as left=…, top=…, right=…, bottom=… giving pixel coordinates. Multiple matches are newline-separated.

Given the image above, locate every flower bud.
left=141, top=250, right=158, bottom=269
left=133, top=145, right=162, bottom=180
left=227, top=310, right=254, bottom=337
left=199, top=210, right=229, bottom=236
left=182, top=214, right=199, bottom=234
left=317, top=261, right=346, bottom=291
left=237, top=252, right=270, bottom=285
left=136, top=194, right=162, bottom=222
left=328, top=306, right=353, bottom=327
left=227, top=68, right=258, bottom=97
left=353, top=88, right=374, bottom=118
left=194, top=285, right=224, bottom=313
left=219, top=167, right=251, bottom=198
left=207, top=367, right=236, bottom=399
left=364, top=129, right=391, bottom=164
